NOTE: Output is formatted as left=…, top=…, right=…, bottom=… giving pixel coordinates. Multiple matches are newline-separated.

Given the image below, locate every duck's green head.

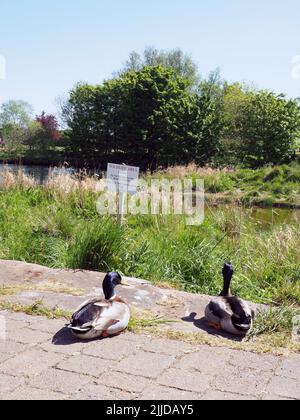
left=103, top=272, right=123, bottom=300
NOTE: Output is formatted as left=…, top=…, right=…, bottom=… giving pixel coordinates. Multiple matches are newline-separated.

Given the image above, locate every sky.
left=0, top=0, right=300, bottom=116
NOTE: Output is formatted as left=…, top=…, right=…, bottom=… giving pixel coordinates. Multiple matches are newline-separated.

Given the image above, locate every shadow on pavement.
left=52, top=327, right=109, bottom=345
left=182, top=312, right=244, bottom=342
left=52, top=327, right=79, bottom=346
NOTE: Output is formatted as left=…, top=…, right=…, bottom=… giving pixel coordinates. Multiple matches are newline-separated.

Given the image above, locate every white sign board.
left=107, top=163, right=140, bottom=195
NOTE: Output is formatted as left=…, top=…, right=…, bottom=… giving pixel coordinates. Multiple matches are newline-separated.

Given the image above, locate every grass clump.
left=65, top=219, right=125, bottom=271
left=0, top=283, right=84, bottom=297
left=249, top=306, right=300, bottom=339
left=128, top=309, right=173, bottom=331
left=0, top=300, right=71, bottom=320
left=148, top=162, right=300, bottom=208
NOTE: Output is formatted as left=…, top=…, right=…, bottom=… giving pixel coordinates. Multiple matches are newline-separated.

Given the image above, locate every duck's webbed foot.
left=207, top=321, right=222, bottom=330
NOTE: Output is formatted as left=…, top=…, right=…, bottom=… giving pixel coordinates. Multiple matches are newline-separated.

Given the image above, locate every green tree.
left=238, top=91, right=300, bottom=166
left=0, top=100, right=33, bottom=128
left=187, top=85, right=223, bottom=165
left=0, top=100, right=33, bottom=152
left=183, top=70, right=225, bottom=165
left=122, top=47, right=199, bottom=89
left=112, top=66, right=196, bottom=169
left=1, top=124, right=26, bottom=153
left=25, top=121, right=44, bottom=151
left=217, top=82, right=253, bottom=165
left=65, top=67, right=199, bottom=169
left=222, top=83, right=252, bottom=137
left=64, top=83, right=115, bottom=163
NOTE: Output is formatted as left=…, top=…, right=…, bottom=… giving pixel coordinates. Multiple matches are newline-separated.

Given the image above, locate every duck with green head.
left=68, top=272, right=130, bottom=340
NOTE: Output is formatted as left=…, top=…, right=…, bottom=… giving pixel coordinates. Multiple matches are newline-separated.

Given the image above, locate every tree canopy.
left=63, top=65, right=300, bottom=170
left=0, top=100, right=33, bottom=128
left=0, top=102, right=60, bottom=154
left=238, top=91, right=300, bottom=166
left=65, top=66, right=200, bottom=169
left=1, top=48, right=300, bottom=169
left=121, top=47, right=199, bottom=89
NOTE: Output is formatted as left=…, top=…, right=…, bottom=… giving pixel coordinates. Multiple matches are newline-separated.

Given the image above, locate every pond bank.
left=149, top=163, right=300, bottom=210
left=205, top=192, right=300, bottom=210
left=0, top=183, right=299, bottom=307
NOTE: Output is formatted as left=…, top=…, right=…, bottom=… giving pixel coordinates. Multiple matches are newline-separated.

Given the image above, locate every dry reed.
left=0, top=167, right=36, bottom=189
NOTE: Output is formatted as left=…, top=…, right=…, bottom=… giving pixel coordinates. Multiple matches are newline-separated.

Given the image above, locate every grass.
left=0, top=300, right=72, bottom=320
left=128, top=309, right=173, bottom=331
left=0, top=283, right=85, bottom=297
left=249, top=306, right=300, bottom=339
left=142, top=324, right=300, bottom=355
left=0, top=170, right=299, bottom=308
left=147, top=162, right=300, bottom=208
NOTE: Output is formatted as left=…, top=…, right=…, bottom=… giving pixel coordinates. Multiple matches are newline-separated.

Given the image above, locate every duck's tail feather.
left=67, top=324, right=92, bottom=333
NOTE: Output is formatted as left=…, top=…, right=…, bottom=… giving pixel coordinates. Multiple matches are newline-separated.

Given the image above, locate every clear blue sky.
left=0, top=0, right=299, bottom=116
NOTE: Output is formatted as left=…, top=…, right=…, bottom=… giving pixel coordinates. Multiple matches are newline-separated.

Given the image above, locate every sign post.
left=107, top=163, right=140, bottom=224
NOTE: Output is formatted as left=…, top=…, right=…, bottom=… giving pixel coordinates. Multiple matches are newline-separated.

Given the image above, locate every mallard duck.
left=205, top=263, right=254, bottom=336
left=68, top=272, right=130, bottom=340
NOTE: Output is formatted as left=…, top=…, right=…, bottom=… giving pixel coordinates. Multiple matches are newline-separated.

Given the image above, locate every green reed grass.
left=0, top=181, right=299, bottom=307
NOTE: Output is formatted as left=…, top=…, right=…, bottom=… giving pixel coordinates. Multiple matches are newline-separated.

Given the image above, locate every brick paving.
left=0, top=311, right=299, bottom=400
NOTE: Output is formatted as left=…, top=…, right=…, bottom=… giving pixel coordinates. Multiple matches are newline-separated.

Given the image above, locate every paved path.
left=0, top=260, right=263, bottom=339
left=0, top=311, right=299, bottom=400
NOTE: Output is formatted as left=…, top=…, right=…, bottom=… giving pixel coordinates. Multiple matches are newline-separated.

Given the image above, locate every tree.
left=24, top=121, right=44, bottom=151
left=65, top=67, right=198, bottom=169
left=1, top=124, right=27, bottom=153
left=0, top=100, right=33, bottom=128
left=63, top=83, right=103, bottom=161
left=114, top=66, right=195, bottom=169
left=181, top=70, right=225, bottom=165
left=216, top=82, right=253, bottom=165
left=122, top=47, right=199, bottom=89
left=222, top=83, right=252, bottom=136
left=0, top=100, right=33, bottom=152
left=35, top=112, right=60, bottom=150
left=65, top=64, right=300, bottom=169
left=238, top=91, right=300, bottom=166
left=189, top=91, right=224, bottom=165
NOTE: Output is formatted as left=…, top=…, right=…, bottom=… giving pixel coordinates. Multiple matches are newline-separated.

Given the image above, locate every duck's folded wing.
left=72, top=298, right=104, bottom=317
left=69, top=299, right=110, bottom=330
left=93, top=302, right=129, bottom=331
left=227, top=297, right=252, bottom=319
left=93, top=318, right=120, bottom=331
left=209, top=299, right=232, bottom=319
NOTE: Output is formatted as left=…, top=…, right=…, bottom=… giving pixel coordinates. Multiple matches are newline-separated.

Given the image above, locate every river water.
left=0, top=163, right=104, bottom=183
left=0, top=163, right=76, bottom=184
